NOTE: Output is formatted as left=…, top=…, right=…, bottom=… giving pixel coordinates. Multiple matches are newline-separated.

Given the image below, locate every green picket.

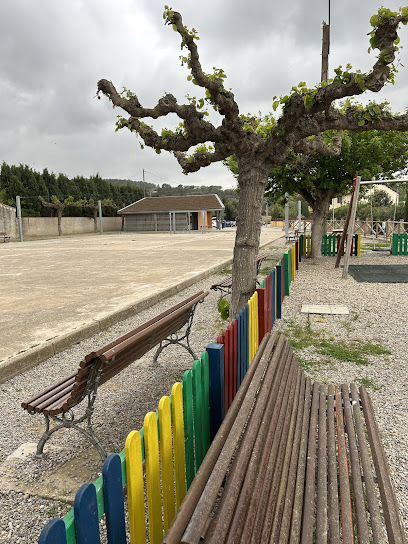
left=182, top=369, right=195, bottom=489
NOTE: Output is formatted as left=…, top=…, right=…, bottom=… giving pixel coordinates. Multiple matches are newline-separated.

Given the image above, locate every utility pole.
left=98, top=200, right=103, bottom=234
left=16, top=196, right=23, bottom=242
left=143, top=169, right=146, bottom=197
left=321, top=0, right=331, bottom=83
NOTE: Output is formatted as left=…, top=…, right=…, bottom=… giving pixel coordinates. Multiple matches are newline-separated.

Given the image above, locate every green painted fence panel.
left=182, top=369, right=195, bottom=490
left=283, top=252, right=290, bottom=296
left=192, top=359, right=204, bottom=471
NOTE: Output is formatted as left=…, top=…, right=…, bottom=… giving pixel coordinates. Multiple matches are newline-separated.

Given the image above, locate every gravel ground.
left=0, top=237, right=407, bottom=542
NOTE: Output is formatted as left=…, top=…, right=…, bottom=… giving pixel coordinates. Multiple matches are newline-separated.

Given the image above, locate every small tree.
left=40, top=196, right=76, bottom=236
left=98, top=7, right=408, bottom=315
left=371, top=188, right=393, bottom=207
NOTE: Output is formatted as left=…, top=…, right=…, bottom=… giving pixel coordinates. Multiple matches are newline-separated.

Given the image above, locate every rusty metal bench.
left=163, top=332, right=406, bottom=544
left=210, top=254, right=268, bottom=296
left=21, top=291, right=208, bottom=461
left=0, top=232, right=11, bottom=242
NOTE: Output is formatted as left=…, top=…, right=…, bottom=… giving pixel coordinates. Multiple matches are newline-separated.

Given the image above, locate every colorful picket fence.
left=391, top=232, right=408, bottom=255
left=39, top=353, right=210, bottom=544
left=301, top=233, right=361, bottom=257
left=38, top=240, right=304, bottom=544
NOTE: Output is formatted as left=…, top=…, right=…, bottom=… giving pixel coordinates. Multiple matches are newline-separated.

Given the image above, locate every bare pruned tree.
left=98, top=7, right=408, bottom=316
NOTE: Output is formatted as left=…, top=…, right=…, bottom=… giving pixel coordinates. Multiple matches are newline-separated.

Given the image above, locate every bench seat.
left=163, top=333, right=406, bottom=544
left=22, top=291, right=208, bottom=459
left=211, top=254, right=268, bottom=296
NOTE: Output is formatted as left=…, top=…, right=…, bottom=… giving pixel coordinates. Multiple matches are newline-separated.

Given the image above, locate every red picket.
left=256, top=288, right=267, bottom=343
left=265, top=274, right=272, bottom=332
left=231, top=319, right=237, bottom=402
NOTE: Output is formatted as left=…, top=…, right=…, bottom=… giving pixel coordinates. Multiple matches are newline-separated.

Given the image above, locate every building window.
left=337, top=196, right=343, bottom=204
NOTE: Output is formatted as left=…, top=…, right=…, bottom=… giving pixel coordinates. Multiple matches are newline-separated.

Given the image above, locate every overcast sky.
left=1, top=1, right=408, bottom=189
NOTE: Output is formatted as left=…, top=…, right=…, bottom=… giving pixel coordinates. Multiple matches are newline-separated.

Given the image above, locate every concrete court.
left=0, top=228, right=283, bottom=381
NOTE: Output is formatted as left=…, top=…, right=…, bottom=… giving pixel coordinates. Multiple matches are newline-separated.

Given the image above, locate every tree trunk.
left=231, top=162, right=269, bottom=317
left=93, top=209, right=98, bottom=233
left=310, top=193, right=333, bottom=259
left=57, top=209, right=63, bottom=236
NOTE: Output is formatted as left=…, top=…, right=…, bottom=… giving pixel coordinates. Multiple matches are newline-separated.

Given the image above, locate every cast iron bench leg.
left=35, top=411, right=108, bottom=461
left=152, top=303, right=201, bottom=366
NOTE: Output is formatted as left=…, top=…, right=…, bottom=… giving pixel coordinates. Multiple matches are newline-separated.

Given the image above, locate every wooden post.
left=342, top=176, right=361, bottom=279
left=335, top=172, right=358, bottom=268
left=321, top=22, right=330, bottom=83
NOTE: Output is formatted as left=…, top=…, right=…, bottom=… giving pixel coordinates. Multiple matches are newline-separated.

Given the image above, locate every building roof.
left=118, top=194, right=225, bottom=214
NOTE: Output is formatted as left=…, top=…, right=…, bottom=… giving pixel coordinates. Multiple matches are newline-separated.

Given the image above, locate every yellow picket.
left=248, top=296, right=253, bottom=364
left=253, top=291, right=259, bottom=356
left=158, top=396, right=175, bottom=533
left=144, top=412, right=162, bottom=544
left=125, top=430, right=146, bottom=544
left=171, top=382, right=186, bottom=510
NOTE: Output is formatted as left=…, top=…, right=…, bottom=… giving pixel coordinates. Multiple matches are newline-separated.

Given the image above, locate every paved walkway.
left=0, top=228, right=283, bottom=380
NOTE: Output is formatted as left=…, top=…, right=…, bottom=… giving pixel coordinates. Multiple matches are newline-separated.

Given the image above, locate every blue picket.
left=38, top=518, right=67, bottom=544
left=74, top=483, right=100, bottom=544
left=102, top=454, right=126, bottom=544
left=244, top=304, right=249, bottom=373
left=206, top=342, right=225, bottom=442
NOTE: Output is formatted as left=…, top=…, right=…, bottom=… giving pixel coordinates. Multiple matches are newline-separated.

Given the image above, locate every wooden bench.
left=210, top=254, right=268, bottom=297
left=21, top=291, right=208, bottom=460
left=163, top=332, right=407, bottom=544
left=0, top=232, right=11, bottom=242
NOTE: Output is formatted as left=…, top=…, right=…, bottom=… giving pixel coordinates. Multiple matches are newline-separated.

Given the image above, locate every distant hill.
left=106, top=178, right=238, bottom=200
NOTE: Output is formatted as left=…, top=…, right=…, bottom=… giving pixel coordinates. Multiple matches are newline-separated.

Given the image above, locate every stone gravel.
left=0, top=237, right=407, bottom=542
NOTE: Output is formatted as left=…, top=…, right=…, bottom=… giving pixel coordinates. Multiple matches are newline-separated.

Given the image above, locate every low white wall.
left=22, top=216, right=122, bottom=237
left=0, top=203, right=17, bottom=239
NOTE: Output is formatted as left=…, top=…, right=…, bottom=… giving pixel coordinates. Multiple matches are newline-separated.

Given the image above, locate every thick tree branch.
left=294, top=132, right=343, bottom=156
left=167, top=11, right=242, bottom=135
left=265, top=11, right=408, bottom=154
left=174, top=144, right=233, bottom=173
left=299, top=108, right=408, bottom=135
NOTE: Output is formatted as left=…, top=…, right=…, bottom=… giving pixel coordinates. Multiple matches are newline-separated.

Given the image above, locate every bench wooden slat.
left=278, top=373, right=307, bottom=543
left=301, top=382, right=320, bottom=544
left=350, top=383, right=384, bottom=542
left=289, top=376, right=312, bottom=543
left=34, top=379, right=78, bottom=412
left=341, top=383, right=371, bottom=543
left=21, top=373, right=77, bottom=409
left=360, top=385, right=407, bottom=544
left=258, top=360, right=301, bottom=543
left=316, top=385, right=328, bottom=544
left=327, top=384, right=340, bottom=544
left=336, top=387, right=354, bottom=544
